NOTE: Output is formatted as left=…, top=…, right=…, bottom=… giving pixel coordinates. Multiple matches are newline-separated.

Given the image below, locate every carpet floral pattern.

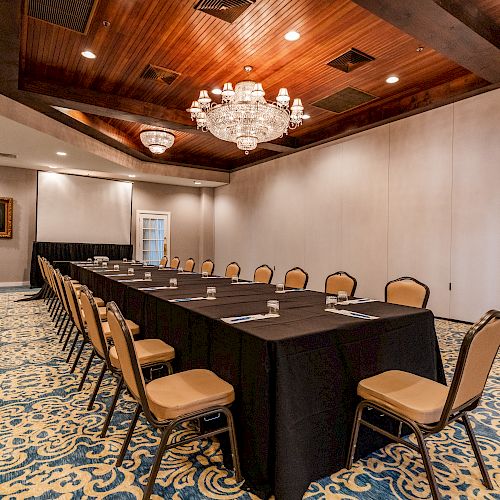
left=0, top=289, right=498, bottom=499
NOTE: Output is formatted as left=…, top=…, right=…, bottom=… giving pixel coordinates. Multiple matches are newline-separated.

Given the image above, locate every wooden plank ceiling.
left=12, top=0, right=500, bottom=171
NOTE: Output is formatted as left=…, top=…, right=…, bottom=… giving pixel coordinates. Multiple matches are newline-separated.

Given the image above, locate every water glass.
left=143, top=260, right=148, bottom=267
left=206, top=286, right=216, bottom=300
left=113, top=264, right=120, bottom=271
left=337, top=291, right=348, bottom=304
left=276, top=283, right=285, bottom=294
left=87, top=258, right=92, bottom=262
left=169, top=278, right=177, bottom=288
left=326, top=295, right=337, bottom=309
left=102, top=261, right=108, bottom=268
left=178, top=266, right=183, bottom=273
left=231, top=276, right=239, bottom=284
left=144, top=272, right=152, bottom=281
left=127, top=268, right=134, bottom=276
left=122, top=258, right=127, bottom=262
left=202, top=271, right=209, bottom=278
left=131, top=260, right=136, bottom=264
left=267, top=299, right=280, bottom=315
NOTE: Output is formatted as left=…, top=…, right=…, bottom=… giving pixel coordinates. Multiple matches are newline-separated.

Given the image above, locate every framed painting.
left=0, top=197, right=13, bottom=238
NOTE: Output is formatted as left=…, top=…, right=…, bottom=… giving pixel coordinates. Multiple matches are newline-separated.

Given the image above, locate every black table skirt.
left=71, top=263, right=445, bottom=500
left=30, top=242, right=133, bottom=286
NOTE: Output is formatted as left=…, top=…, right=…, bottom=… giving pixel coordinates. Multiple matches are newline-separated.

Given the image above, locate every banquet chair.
left=325, top=271, right=357, bottom=296
left=284, top=267, right=308, bottom=289
left=106, top=301, right=241, bottom=500
left=184, top=257, right=195, bottom=272
left=159, top=256, right=168, bottom=267
left=346, top=309, right=499, bottom=500
left=254, top=264, right=273, bottom=284
left=170, top=256, right=180, bottom=269
left=37, top=255, right=51, bottom=300
left=225, top=262, right=241, bottom=278
left=201, top=259, right=215, bottom=275
left=385, top=276, right=430, bottom=308
left=79, top=287, right=174, bottom=437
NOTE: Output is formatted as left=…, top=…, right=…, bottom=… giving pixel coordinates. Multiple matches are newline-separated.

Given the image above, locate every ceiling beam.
left=351, top=0, right=500, bottom=82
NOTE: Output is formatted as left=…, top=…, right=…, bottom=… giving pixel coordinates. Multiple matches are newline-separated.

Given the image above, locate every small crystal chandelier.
left=187, top=81, right=304, bottom=154
left=139, top=130, right=175, bottom=154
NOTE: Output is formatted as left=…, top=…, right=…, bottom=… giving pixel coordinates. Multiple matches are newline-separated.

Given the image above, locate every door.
left=136, top=211, right=171, bottom=265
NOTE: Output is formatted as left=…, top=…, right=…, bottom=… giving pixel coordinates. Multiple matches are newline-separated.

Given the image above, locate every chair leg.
left=143, top=427, right=173, bottom=500
left=62, top=325, right=75, bottom=350
left=222, top=407, right=242, bottom=482
left=100, top=376, right=123, bottom=438
left=78, top=351, right=95, bottom=391
left=116, top=404, right=142, bottom=467
left=70, top=339, right=87, bottom=373
left=461, top=413, right=494, bottom=489
left=409, top=423, right=442, bottom=500
left=66, top=331, right=80, bottom=362
left=87, top=362, right=107, bottom=410
left=59, top=317, right=70, bottom=342
left=346, top=402, right=366, bottom=469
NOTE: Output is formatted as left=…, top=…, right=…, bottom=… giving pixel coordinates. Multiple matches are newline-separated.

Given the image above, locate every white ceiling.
left=0, top=114, right=225, bottom=188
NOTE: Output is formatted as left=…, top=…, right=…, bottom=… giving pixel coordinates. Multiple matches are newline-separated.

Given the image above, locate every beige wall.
left=214, top=88, right=500, bottom=322
left=131, top=181, right=214, bottom=269
left=0, top=166, right=37, bottom=285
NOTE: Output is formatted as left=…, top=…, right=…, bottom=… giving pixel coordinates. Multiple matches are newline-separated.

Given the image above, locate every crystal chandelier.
left=139, top=130, right=175, bottom=154
left=187, top=80, right=304, bottom=153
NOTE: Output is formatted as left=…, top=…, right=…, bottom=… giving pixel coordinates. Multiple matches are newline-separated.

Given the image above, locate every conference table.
left=70, top=262, right=445, bottom=500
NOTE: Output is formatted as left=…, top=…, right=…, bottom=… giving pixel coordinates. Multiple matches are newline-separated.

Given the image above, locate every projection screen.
left=36, top=172, right=132, bottom=244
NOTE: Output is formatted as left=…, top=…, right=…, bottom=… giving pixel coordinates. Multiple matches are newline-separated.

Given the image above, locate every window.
left=136, top=210, right=171, bottom=265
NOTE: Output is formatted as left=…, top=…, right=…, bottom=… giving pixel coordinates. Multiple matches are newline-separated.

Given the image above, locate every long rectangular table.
left=71, top=262, right=445, bottom=500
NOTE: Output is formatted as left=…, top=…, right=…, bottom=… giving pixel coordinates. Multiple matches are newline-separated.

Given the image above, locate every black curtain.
left=30, top=241, right=133, bottom=287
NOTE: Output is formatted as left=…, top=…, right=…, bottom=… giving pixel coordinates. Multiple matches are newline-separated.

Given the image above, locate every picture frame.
left=0, top=197, right=13, bottom=238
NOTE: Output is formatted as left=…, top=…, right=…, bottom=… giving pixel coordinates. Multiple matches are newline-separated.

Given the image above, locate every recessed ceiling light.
left=302, top=114, right=310, bottom=119
left=212, top=88, right=222, bottom=95
left=194, top=181, right=202, bottom=185
left=56, top=151, right=67, bottom=156
left=284, top=31, right=300, bottom=41
left=48, top=165, right=58, bottom=169
left=386, top=75, right=399, bottom=84
left=81, top=50, right=96, bottom=59
left=128, top=174, right=136, bottom=178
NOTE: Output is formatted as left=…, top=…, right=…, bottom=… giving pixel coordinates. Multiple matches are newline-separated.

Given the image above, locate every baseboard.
left=0, top=281, right=31, bottom=287
left=435, top=316, right=474, bottom=325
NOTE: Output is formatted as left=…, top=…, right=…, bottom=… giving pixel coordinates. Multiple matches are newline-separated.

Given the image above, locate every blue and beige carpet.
left=0, top=289, right=498, bottom=499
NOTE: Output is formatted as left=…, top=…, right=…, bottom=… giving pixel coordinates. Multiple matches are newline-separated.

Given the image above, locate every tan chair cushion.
left=109, top=338, right=175, bottom=369
left=146, top=369, right=235, bottom=421
left=358, top=370, right=449, bottom=424
left=102, top=319, right=140, bottom=337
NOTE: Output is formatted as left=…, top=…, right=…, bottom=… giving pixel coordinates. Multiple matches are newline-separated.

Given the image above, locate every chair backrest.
left=54, top=269, right=71, bottom=314
left=38, top=255, right=47, bottom=281
left=184, top=257, right=195, bottom=272
left=325, top=271, right=357, bottom=296
left=385, top=277, right=430, bottom=308
left=254, top=264, right=273, bottom=284
left=79, top=286, right=110, bottom=363
left=284, top=267, right=308, bottom=289
left=201, top=259, right=215, bottom=275
left=106, top=302, right=150, bottom=409
left=62, top=275, right=85, bottom=334
left=225, top=262, right=240, bottom=278
left=159, top=256, right=168, bottom=267
left=170, top=256, right=180, bottom=269
left=45, top=260, right=56, bottom=292
left=441, top=310, right=500, bottom=423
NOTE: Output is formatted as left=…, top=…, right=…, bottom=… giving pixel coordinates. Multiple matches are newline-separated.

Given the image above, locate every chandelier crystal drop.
left=187, top=80, right=304, bottom=154
left=139, top=130, right=175, bottom=154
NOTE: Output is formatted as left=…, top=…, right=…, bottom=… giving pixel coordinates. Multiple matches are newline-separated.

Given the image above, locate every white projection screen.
left=37, top=172, right=132, bottom=244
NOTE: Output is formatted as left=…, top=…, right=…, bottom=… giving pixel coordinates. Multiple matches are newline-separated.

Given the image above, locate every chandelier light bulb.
left=252, top=83, right=265, bottom=97
left=291, top=98, right=304, bottom=112
left=187, top=100, right=201, bottom=114
left=222, top=82, right=235, bottom=97
left=198, top=90, right=211, bottom=104
left=276, top=87, right=290, bottom=104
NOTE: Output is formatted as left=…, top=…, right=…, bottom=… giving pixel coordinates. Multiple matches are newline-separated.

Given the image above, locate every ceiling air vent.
left=193, top=0, right=256, bottom=23
left=0, top=153, right=17, bottom=159
left=313, top=87, right=377, bottom=114
left=327, top=48, right=375, bottom=73
left=27, top=0, right=98, bottom=34
left=141, top=64, right=181, bottom=85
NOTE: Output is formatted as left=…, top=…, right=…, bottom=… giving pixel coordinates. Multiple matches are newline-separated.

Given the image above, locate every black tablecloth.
left=30, top=242, right=133, bottom=286
left=71, top=263, right=445, bottom=500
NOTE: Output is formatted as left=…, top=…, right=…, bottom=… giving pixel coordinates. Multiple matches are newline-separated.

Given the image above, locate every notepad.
left=138, top=286, right=176, bottom=291
left=325, top=309, right=379, bottom=320
left=168, top=297, right=209, bottom=303
left=103, top=273, right=129, bottom=277
left=117, top=278, right=152, bottom=282
left=340, top=298, right=376, bottom=305
left=221, top=313, right=279, bottom=324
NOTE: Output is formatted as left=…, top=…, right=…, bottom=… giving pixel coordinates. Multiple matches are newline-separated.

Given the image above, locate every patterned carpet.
left=0, top=288, right=498, bottom=499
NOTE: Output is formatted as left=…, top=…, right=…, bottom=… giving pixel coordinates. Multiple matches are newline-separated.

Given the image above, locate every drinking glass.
left=326, top=295, right=337, bottom=309
left=178, top=266, right=183, bottom=273
left=102, top=261, right=108, bottom=268
left=231, top=276, right=239, bottom=284
left=131, top=260, right=136, bottom=264
left=267, top=299, right=280, bottom=316
left=143, top=260, right=148, bottom=267
left=122, top=258, right=127, bottom=262
left=337, top=291, right=348, bottom=304
left=127, top=268, right=134, bottom=276
left=113, top=264, right=120, bottom=271
left=206, top=286, right=216, bottom=299
left=144, top=272, right=152, bottom=281
left=87, top=258, right=92, bottom=262
left=276, top=283, right=285, bottom=293
left=169, top=278, right=177, bottom=288
left=202, top=271, right=209, bottom=278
